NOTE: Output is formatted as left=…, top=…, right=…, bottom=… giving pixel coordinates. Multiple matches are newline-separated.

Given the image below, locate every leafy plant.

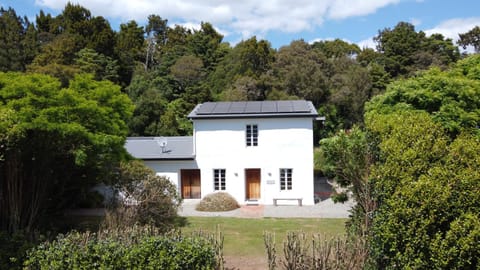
left=23, top=227, right=218, bottom=270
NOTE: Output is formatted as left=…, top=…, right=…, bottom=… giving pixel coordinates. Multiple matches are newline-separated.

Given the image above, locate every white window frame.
left=280, top=168, right=292, bottom=190
left=246, top=124, right=258, bottom=146
left=213, top=169, right=226, bottom=191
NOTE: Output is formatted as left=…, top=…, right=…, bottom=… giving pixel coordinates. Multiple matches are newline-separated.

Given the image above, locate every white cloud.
left=357, top=38, right=377, bottom=49
left=424, top=17, right=480, bottom=53
left=326, top=0, right=401, bottom=20
left=34, top=0, right=403, bottom=41
left=354, top=17, right=480, bottom=52
left=424, top=17, right=480, bottom=41
left=410, top=18, right=421, bottom=26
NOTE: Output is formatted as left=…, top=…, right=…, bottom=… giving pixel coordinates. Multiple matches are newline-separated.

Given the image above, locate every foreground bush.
left=24, top=227, right=217, bottom=270
left=196, top=192, right=240, bottom=212
left=105, top=160, right=184, bottom=231
left=0, top=231, right=38, bottom=270
left=264, top=231, right=367, bottom=270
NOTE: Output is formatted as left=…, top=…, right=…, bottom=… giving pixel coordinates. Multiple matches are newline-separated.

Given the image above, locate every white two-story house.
left=125, top=100, right=318, bottom=205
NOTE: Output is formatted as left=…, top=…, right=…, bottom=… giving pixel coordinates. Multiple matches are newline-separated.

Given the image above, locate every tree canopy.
left=319, top=54, right=480, bottom=269
left=0, top=3, right=479, bottom=268
left=365, top=56, right=480, bottom=269
left=0, top=3, right=474, bottom=139
left=0, top=72, right=133, bottom=233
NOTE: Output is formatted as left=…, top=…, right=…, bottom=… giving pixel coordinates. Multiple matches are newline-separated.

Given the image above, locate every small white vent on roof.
left=156, top=137, right=168, bottom=153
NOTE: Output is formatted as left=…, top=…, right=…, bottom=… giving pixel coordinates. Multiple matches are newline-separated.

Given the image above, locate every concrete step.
left=245, top=200, right=259, bottom=206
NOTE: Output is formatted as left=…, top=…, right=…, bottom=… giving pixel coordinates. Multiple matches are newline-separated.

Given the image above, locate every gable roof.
left=188, top=100, right=318, bottom=119
left=125, top=136, right=194, bottom=160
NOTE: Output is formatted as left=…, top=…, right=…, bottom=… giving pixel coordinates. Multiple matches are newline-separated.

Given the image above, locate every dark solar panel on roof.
left=196, top=102, right=216, bottom=114
left=244, top=102, right=261, bottom=113
left=212, top=102, right=230, bottom=113
left=230, top=102, right=246, bottom=113
left=261, top=101, right=276, bottom=113
left=292, top=100, right=311, bottom=112
left=277, top=101, right=294, bottom=112
left=188, top=100, right=317, bottom=118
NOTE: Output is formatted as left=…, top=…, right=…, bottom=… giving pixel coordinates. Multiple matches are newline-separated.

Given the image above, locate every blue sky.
left=1, top=0, right=479, bottom=50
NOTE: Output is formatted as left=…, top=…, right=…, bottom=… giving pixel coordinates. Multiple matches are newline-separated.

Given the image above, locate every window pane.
left=246, top=124, right=258, bottom=147
left=280, top=168, right=292, bottom=190
left=214, top=169, right=226, bottom=191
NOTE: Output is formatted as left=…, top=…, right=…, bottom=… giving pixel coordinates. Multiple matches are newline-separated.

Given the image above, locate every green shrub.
left=431, top=213, right=480, bottom=269
left=23, top=227, right=217, bottom=270
left=196, top=192, right=240, bottom=212
left=105, top=160, right=184, bottom=231
left=0, top=231, right=37, bottom=270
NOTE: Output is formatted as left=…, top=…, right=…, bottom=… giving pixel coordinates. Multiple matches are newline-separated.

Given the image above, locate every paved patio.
left=178, top=198, right=354, bottom=218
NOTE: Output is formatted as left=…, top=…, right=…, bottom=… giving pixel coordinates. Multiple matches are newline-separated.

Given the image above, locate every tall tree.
left=328, top=57, right=372, bottom=127
left=144, top=14, right=168, bottom=70
left=272, top=40, right=330, bottom=107
left=237, top=36, right=275, bottom=77
left=374, top=22, right=423, bottom=77
left=187, top=22, right=225, bottom=71
left=86, top=16, right=115, bottom=56
left=35, top=10, right=56, bottom=44
left=206, top=36, right=274, bottom=99
left=74, top=48, right=120, bottom=83
left=364, top=55, right=480, bottom=269
left=375, top=22, right=459, bottom=78
left=115, top=20, right=145, bottom=86
left=170, top=54, right=204, bottom=88
left=27, top=33, right=82, bottom=86
left=312, top=38, right=360, bottom=58
left=0, top=73, right=133, bottom=233
left=0, top=7, right=36, bottom=71
left=126, top=72, right=170, bottom=136
left=458, top=25, right=480, bottom=53
left=414, top=33, right=460, bottom=70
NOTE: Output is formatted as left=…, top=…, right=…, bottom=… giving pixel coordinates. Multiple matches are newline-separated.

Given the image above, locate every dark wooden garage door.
left=181, top=169, right=201, bottom=199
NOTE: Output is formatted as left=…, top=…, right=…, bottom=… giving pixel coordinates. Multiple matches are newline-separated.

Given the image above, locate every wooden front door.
left=245, top=169, right=261, bottom=200
left=181, top=169, right=201, bottom=199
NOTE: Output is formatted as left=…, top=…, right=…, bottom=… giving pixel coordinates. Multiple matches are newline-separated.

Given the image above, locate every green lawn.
left=181, top=217, right=347, bottom=257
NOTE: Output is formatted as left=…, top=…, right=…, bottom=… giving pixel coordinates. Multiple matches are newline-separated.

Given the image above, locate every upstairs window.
left=280, top=168, right=292, bottom=190
left=214, top=169, right=226, bottom=191
left=246, top=124, right=258, bottom=146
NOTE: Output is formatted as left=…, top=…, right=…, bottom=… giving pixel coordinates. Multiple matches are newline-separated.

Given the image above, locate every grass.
left=181, top=217, right=347, bottom=257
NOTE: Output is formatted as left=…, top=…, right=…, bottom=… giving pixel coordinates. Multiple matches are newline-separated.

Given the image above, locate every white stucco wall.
left=143, top=160, right=198, bottom=191
left=193, top=117, right=315, bottom=205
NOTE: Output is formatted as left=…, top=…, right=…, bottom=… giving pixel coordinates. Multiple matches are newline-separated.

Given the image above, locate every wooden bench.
left=273, top=198, right=303, bottom=206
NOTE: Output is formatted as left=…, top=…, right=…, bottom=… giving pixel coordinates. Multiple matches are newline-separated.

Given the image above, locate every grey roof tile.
left=125, top=136, right=194, bottom=160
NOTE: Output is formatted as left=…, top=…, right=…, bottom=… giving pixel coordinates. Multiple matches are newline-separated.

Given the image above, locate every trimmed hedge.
left=24, top=229, right=216, bottom=269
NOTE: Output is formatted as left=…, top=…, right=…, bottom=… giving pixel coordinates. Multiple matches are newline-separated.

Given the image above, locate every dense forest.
left=1, top=3, right=480, bottom=269
left=2, top=3, right=476, bottom=140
